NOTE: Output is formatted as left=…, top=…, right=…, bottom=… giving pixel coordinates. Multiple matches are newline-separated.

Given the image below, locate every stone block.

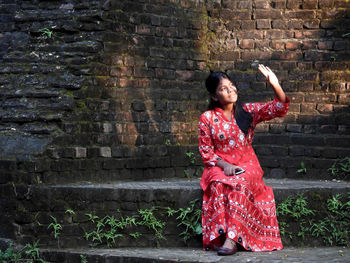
left=75, top=147, right=87, bottom=158
left=286, top=124, right=302, bottom=133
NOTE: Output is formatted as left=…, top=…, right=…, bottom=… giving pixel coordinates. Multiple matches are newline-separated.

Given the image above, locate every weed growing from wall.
left=328, top=157, right=350, bottom=180
left=0, top=241, right=48, bottom=263
left=277, top=193, right=350, bottom=246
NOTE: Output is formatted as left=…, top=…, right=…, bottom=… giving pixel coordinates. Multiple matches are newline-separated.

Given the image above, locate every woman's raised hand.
left=258, top=64, right=280, bottom=87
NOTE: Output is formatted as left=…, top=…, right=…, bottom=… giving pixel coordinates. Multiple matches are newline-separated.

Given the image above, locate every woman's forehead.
left=219, top=78, right=232, bottom=87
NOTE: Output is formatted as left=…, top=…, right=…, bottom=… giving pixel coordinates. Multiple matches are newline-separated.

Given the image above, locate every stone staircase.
left=3, top=176, right=349, bottom=262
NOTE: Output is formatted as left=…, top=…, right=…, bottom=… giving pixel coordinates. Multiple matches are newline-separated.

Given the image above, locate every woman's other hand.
left=217, top=160, right=244, bottom=176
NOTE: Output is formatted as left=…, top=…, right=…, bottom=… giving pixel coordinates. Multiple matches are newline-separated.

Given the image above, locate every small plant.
left=183, top=169, right=191, bottom=178
left=48, top=216, right=62, bottom=239
left=175, top=199, right=202, bottom=242
left=80, top=254, right=88, bottom=263
left=296, top=161, right=307, bottom=174
left=38, top=28, right=54, bottom=38
left=164, top=139, right=171, bottom=146
left=129, top=232, right=142, bottom=238
left=328, top=157, right=350, bottom=179
left=84, top=211, right=138, bottom=247
left=138, top=208, right=166, bottom=241
left=308, top=194, right=350, bottom=246
left=65, top=209, right=75, bottom=215
left=186, top=151, right=196, bottom=165
left=0, top=241, right=48, bottom=263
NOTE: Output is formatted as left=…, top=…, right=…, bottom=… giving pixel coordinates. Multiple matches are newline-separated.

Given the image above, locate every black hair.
left=205, top=71, right=253, bottom=135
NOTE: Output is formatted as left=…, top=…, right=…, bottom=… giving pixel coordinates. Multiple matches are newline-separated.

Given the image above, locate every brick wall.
left=0, top=0, right=350, bottom=185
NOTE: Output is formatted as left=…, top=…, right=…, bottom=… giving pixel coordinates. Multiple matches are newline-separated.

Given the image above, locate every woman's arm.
left=258, top=64, right=286, bottom=103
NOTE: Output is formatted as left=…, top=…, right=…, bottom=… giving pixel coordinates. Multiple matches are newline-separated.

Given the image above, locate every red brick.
left=241, top=51, right=272, bottom=60
left=211, top=51, right=240, bottom=61
left=334, top=0, right=350, bottom=8
left=287, top=19, right=303, bottom=29
left=241, top=20, right=255, bottom=30
left=302, top=0, right=318, bottom=9
left=272, top=51, right=303, bottom=60
left=320, top=20, right=336, bottom=29
left=272, top=0, right=287, bottom=9
left=317, top=104, right=333, bottom=113
left=239, top=39, right=255, bottom=49
left=285, top=10, right=316, bottom=19
left=299, top=81, right=314, bottom=92
left=272, top=20, right=287, bottom=29
left=238, top=1, right=252, bottom=9
left=256, top=19, right=271, bottom=29
left=236, top=30, right=264, bottom=39
left=297, top=62, right=313, bottom=70
left=334, top=41, right=346, bottom=50
left=303, top=19, right=320, bottom=29
left=287, top=0, right=302, bottom=9
left=319, top=0, right=334, bottom=8
left=254, top=10, right=283, bottom=19
left=317, top=9, right=346, bottom=19
left=221, top=9, right=251, bottom=20
left=266, top=30, right=294, bottom=39
left=271, top=40, right=285, bottom=50
left=317, top=40, right=333, bottom=50
left=285, top=41, right=301, bottom=50
left=301, top=103, right=317, bottom=113
left=301, top=40, right=317, bottom=49
left=302, top=30, right=326, bottom=38
left=255, top=0, right=270, bottom=9
left=255, top=40, right=270, bottom=49
left=338, top=94, right=350, bottom=104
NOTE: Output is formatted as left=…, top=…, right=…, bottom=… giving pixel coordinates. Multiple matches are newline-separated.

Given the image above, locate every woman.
left=198, top=65, right=290, bottom=256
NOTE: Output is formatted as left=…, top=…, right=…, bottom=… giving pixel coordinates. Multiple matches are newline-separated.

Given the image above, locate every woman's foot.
left=217, top=238, right=238, bottom=256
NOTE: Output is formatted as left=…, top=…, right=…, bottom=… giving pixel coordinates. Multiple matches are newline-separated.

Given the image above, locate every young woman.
left=198, top=65, right=290, bottom=256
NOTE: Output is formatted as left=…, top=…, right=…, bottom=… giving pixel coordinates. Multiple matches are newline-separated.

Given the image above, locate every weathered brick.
left=334, top=0, right=350, bottom=8
left=241, top=51, right=271, bottom=60
left=221, top=9, right=251, bottom=20
left=266, top=29, right=294, bottom=39
left=270, top=40, right=285, bottom=50
left=317, top=40, right=333, bottom=50
left=316, top=104, right=333, bottom=113
left=254, top=10, right=283, bottom=19
left=302, top=0, right=318, bottom=9
left=272, top=20, right=287, bottom=29
left=286, top=10, right=316, bottom=19
left=289, top=145, right=305, bottom=156
left=319, top=0, right=334, bottom=8
left=285, top=41, right=301, bottom=50
left=256, top=19, right=270, bottom=29
left=239, top=39, right=255, bottom=49
left=334, top=41, right=346, bottom=50
left=255, top=0, right=270, bottom=9
left=299, top=82, right=314, bottom=92
left=287, top=19, right=303, bottom=29
left=286, top=124, right=302, bottom=133
left=286, top=0, right=302, bottom=9
left=303, top=19, right=320, bottom=29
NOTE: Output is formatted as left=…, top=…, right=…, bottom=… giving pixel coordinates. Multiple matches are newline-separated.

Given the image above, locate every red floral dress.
left=198, top=97, right=290, bottom=252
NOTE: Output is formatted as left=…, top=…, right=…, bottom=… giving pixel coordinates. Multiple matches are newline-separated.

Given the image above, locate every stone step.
left=40, top=247, right=350, bottom=263
left=3, top=179, right=349, bottom=249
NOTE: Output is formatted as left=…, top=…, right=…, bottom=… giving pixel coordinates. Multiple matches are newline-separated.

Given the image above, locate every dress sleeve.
left=243, top=96, right=290, bottom=127
left=198, top=113, right=222, bottom=167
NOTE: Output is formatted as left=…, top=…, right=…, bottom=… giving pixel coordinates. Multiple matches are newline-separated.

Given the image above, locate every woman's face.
left=212, top=78, right=238, bottom=106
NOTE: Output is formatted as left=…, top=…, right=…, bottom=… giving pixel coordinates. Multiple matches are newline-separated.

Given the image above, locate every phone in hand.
left=235, top=168, right=245, bottom=175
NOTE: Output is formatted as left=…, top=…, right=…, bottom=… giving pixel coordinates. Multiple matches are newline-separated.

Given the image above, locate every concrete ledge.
left=40, top=247, right=350, bottom=263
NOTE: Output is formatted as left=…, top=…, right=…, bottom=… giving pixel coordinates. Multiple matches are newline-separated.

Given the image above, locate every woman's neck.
left=220, top=103, right=234, bottom=120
